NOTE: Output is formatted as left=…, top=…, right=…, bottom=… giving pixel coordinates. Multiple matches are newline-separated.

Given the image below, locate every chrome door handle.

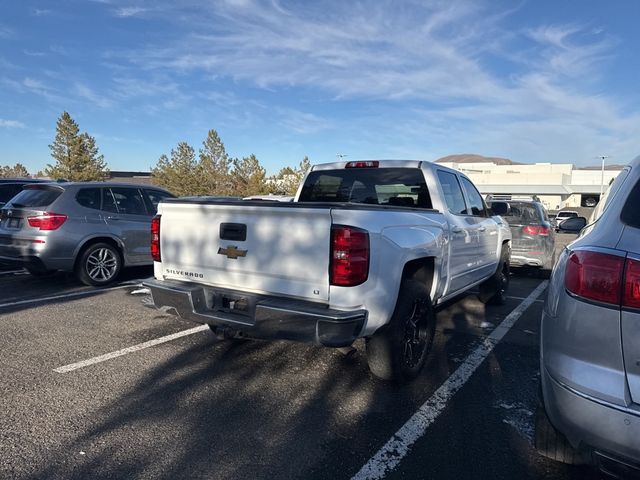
left=478, top=226, right=486, bottom=232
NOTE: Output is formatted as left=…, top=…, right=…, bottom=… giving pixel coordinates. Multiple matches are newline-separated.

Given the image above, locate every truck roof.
left=310, top=159, right=461, bottom=177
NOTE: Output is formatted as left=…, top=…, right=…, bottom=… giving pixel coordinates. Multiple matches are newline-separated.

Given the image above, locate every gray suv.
left=0, top=182, right=174, bottom=285
left=537, top=154, right=640, bottom=475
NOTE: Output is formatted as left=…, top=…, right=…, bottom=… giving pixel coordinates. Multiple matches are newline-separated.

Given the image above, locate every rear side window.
left=110, top=187, right=148, bottom=215
left=7, top=186, right=62, bottom=208
left=144, top=189, right=174, bottom=213
left=0, top=184, right=23, bottom=203
left=76, top=188, right=101, bottom=210
left=621, top=178, right=640, bottom=228
left=437, top=171, right=467, bottom=215
left=298, top=168, right=432, bottom=208
left=102, top=189, right=118, bottom=213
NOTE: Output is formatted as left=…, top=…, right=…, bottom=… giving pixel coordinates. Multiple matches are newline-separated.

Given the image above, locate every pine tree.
left=269, top=156, right=311, bottom=195
left=231, top=154, right=267, bottom=197
left=0, top=163, right=30, bottom=178
left=45, top=112, right=108, bottom=181
left=197, top=129, right=231, bottom=195
left=151, top=142, right=199, bottom=196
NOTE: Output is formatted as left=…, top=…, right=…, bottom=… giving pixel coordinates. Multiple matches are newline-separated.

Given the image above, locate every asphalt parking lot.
left=1, top=234, right=592, bottom=480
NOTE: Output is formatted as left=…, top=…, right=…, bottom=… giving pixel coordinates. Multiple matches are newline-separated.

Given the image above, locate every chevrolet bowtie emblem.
left=218, top=245, right=248, bottom=259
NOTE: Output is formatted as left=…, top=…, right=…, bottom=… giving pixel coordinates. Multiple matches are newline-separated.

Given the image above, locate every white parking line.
left=0, top=285, right=128, bottom=309
left=54, top=325, right=210, bottom=373
left=352, top=280, right=548, bottom=480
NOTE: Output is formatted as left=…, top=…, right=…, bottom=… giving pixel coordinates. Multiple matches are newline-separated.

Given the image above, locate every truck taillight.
left=330, top=225, right=369, bottom=286
left=151, top=215, right=161, bottom=262
left=522, top=225, right=550, bottom=236
left=27, top=213, right=67, bottom=231
left=565, top=250, right=625, bottom=306
left=345, top=161, right=379, bottom=168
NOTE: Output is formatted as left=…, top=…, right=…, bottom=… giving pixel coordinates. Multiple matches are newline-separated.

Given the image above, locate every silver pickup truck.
left=145, top=160, right=512, bottom=381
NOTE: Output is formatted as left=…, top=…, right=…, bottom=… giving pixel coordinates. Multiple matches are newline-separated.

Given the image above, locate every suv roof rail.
left=486, top=194, right=542, bottom=202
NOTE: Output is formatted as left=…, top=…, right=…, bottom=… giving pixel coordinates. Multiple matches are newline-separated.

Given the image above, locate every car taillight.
left=522, top=225, right=550, bottom=236
left=565, top=251, right=625, bottom=305
left=330, top=225, right=369, bottom=286
left=624, top=259, right=640, bottom=309
left=27, top=213, right=67, bottom=231
left=151, top=215, right=161, bottom=262
left=345, top=161, right=379, bottom=168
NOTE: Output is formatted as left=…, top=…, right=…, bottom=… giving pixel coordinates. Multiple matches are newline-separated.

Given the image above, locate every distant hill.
left=435, top=154, right=522, bottom=166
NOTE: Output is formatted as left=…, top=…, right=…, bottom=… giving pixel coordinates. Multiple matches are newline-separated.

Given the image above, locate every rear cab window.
left=298, top=168, right=432, bottom=208
left=6, top=185, right=63, bottom=208
left=459, top=177, right=487, bottom=217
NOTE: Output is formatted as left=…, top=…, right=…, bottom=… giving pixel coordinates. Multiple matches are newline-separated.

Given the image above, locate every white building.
left=436, top=161, right=623, bottom=211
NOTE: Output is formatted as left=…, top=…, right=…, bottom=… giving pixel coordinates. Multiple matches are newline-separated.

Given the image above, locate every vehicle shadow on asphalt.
left=23, top=289, right=594, bottom=480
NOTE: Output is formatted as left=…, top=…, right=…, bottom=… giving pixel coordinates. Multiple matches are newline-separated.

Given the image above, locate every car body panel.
left=541, top=154, right=640, bottom=464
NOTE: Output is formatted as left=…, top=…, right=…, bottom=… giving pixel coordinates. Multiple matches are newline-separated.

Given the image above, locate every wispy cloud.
left=114, top=6, right=147, bottom=17
left=0, top=119, right=25, bottom=128
left=526, top=24, right=615, bottom=77
left=0, top=24, right=13, bottom=38
left=275, top=108, right=330, bottom=134
left=31, top=8, right=52, bottom=16
left=23, top=50, right=45, bottom=57
left=74, top=83, right=113, bottom=108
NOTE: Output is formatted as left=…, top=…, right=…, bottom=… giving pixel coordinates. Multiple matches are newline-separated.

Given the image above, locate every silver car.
left=538, top=154, right=640, bottom=475
left=0, top=182, right=174, bottom=285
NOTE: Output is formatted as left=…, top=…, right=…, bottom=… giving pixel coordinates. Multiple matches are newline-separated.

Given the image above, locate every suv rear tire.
left=76, top=242, right=122, bottom=286
left=366, top=279, right=435, bottom=382
left=479, top=246, right=510, bottom=305
left=535, top=403, right=586, bottom=465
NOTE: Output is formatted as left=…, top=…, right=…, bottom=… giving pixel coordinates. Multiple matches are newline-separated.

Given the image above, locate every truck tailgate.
left=158, top=202, right=331, bottom=302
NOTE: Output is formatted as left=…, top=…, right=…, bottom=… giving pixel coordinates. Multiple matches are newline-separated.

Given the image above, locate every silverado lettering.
left=165, top=269, right=204, bottom=278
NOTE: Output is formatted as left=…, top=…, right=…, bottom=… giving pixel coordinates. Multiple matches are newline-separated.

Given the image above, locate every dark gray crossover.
left=488, top=198, right=556, bottom=270
left=0, top=182, right=174, bottom=285
left=537, top=154, right=640, bottom=475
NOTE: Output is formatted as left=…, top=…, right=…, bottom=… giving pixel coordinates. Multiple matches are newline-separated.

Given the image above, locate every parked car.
left=553, top=209, right=578, bottom=230
left=0, top=178, right=50, bottom=209
left=537, top=154, right=640, bottom=475
left=0, top=182, right=174, bottom=285
left=488, top=199, right=556, bottom=270
left=145, top=159, right=512, bottom=382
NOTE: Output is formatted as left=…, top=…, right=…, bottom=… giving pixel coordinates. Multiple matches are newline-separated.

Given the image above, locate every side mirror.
left=488, top=201, right=509, bottom=216
left=558, top=216, right=587, bottom=233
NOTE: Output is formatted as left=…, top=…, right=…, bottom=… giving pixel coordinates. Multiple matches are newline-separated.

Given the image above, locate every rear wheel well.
left=74, top=237, right=124, bottom=270
left=401, top=257, right=435, bottom=295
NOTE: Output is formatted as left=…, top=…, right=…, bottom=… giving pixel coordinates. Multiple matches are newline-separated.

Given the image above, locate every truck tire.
left=366, top=279, right=435, bottom=382
left=75, top=242, right=122, bottom=286
left=535, top=403, right=586, bottom=465
left=479, top=246, right=510, bottom=305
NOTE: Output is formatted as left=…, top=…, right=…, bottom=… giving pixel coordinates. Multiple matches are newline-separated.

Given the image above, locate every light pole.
left=598, top=155, right=610, bottom=197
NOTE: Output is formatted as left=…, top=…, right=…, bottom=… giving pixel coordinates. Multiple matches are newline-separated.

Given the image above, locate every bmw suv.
left=0, top=182, right=174, bottom=285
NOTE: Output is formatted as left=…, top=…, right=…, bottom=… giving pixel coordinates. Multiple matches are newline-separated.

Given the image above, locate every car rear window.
left=298, top=168, right=432, bottom=208
left=7, top=186, right=63, bottom=208
left=621, top=178, right=640, bottom=229
left=499, top=202, right=542, bottom=225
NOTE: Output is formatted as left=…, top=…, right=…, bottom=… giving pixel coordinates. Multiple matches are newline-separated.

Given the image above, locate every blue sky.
left=1, top=0, right=639, bottom=175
